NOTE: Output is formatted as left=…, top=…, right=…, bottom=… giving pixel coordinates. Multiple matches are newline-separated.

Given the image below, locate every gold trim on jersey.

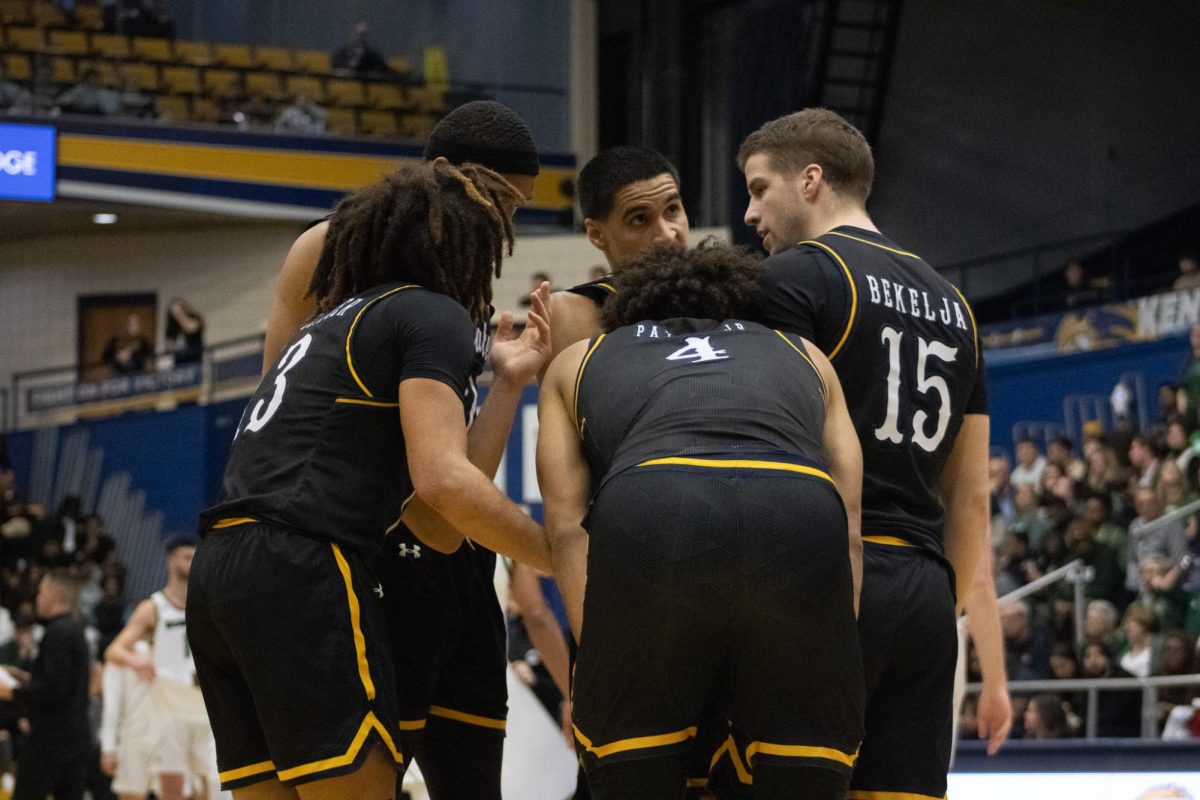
left=800, top=240, right=857, bottom=360
left=709, top=736, right=753, bottom=785
left=428, top=705, right=508, bottom=731
left=211, top=517, right=258, bottom=529
left=573, top=723, right=697, bottom=759
left=218, top=759, right=276, bottom=784
left=826, top=230, right=920, bottom=260
left=335, top=397, right=400, bottom=408
left=636, top=457, right=833, bottom=484
left=863, top=535, right=918, bottom=548
left=846, top=791, right=947, bottom=800
left=331, top=544, right=375, bottom=701
left=398, top=718, right=427, bottom=731
left=595, top=281, right=616, bottom=293
left=771, top=329, right=827, bottom=402
left=949, top=284, right=980, bottom=365
left=687, top=778, right=710, bottom=789
left=573, top=334, right=607, bottom=436
left=744, top=739, right=859, bottom=768
left=345, top=284, right=418, bottom=398
left=274, top=711, right=402, bottom=782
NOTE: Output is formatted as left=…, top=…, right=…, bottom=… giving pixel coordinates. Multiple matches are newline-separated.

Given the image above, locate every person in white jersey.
left=100, top=639, right=156, bottom=800
left=106, top=537, right=215, bottom=800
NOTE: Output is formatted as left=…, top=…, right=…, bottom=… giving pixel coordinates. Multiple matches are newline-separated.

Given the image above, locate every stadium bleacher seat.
left=50, top=54, right=73, bottom=82
left=75, top=3, right=102, bottom=30
left=0, top=0, right=33, bottom=26
left=80, top=57, right=118, bottom=86
left=132, top=36, right=172, bottom=62
left=255, top=46, right=292, bottom=71
left=202, top=68, right=239, bottom=96
left=244, top=70, right=281, bottom=99
left=366, top=83, right=408, bottom=111
left=32, top=0, right=64, bottom=28
left=124, top=61, right=160, bottom=91
left=284, top=74, right=323, bottom=102
left=161, top=65, right=200, bottom=94
left=326, top=78, right=365, bottom=107
left=174, top=40, right=212, bottom=66
left=359, top=109, right=399, bottom=136
left=5, top=25, right=43, bottom=51
left=48, top=29, right=88, bottom=55
left=409, top=85, right=446, bottom=115
left=91, top=33, right=130, bottom=59
left=214, top=43, right=252, bottom=69
left=192, top=95, right=219, bottom=123
left=294, top=49, right=331, bottom=75
left=325, top=106, right=356, bottom=135
left=2, top=51, right=30, bottom=80
left=155, top=93, right=189, bottom=121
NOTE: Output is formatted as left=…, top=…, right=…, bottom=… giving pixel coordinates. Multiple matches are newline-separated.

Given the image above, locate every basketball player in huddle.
left=106, top=538, right=216, bottom=800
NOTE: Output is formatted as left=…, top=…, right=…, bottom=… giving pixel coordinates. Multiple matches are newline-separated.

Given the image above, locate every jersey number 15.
left=874, top=326, right=957, bottom=453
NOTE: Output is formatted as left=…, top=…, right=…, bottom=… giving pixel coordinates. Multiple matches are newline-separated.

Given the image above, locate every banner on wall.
left=26, top=363, right=202, bottom=412
left=981, top=287, right=1200, bottom=355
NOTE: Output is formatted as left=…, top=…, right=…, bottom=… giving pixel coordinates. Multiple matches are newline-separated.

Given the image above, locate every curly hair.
left=600, top=240, right=763, bottom=331
left=307, top=161, right=523, bottom=322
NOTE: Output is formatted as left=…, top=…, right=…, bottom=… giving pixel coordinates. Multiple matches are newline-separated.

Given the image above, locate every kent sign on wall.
left=0, top=122, right=56, bottom=202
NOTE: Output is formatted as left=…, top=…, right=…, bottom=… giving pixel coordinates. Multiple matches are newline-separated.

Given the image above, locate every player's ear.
left=584, top=218, right=606, bottom=252
left=802, top=164, right=824, bottom=200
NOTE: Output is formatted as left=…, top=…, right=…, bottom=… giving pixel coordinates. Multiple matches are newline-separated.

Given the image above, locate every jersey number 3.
left=243, top=333, right=313, bottom=434
left=875, top=326, right=957, bottom=453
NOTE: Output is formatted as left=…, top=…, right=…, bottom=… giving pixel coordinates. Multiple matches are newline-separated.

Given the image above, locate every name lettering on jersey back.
left=865, top=275, right=969, bottom=332
left=301, top=296, right=365, bottom=330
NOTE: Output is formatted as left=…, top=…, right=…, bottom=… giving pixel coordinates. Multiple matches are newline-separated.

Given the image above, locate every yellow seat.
left=386, top=56, right=410, bottom=75
left=161, top=65, right=201, bottom=94
left=359, top=109, right=398, bottom=137
left=124, top=62, right=160, bottom=91
left=366, top=83, right=409, bottom=110
left=244, top=71, right=281, bottom=98
left=255, top=46, right=292, bottom=71
left=79, top=58, right=119, bottom=87
left=409, top=85, right=446, bottom=115
left=155, top=93, right=190, bottom=121
left=294, top=49, right=331, bottom=75
left=32, top=0, right=64, bottom=27
left=202, top=68, right=239, bottom=96
left=214, top=43, right=252, bottom=69
left=48, top=29, right=89, bottom=55
left=284, top=74, right=324, bottom=101
left=5, top=25, right=42, bottom=51
left=132, top=36, right=173, bottom=62
left=50, top=55, right=74, bottom=83
left=326, top=78, right=365, bottom=107
left=174, top=40, right=213, bottom=66
left=192, top=95, right=218, bottom=123
left=325, top=106, right=356, bottom=135
left=400, top=112, right=435, bottom=141
left=91, top=33, right=130, bottom=59
left=0, top=0, right=33, bottom=26
left=75, top=3, right=102, bottom=30
left=2, top=52, right=31, bottom=80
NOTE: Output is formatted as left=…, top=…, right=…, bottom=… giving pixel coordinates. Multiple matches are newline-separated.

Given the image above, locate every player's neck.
left=161, top=580, right=187, bottom=608
left=810, top=204, right=878, bottom=240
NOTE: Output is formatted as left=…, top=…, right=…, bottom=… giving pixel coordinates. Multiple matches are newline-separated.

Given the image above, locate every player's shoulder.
left=564, top=275, right=616, bottom=303
left=760, top=242, right=845, bottom=284
left=375, top=284, right=471, bottom=323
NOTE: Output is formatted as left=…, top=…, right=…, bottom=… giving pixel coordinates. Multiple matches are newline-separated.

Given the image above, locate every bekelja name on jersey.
left=865, top=274, right=970, bottom=332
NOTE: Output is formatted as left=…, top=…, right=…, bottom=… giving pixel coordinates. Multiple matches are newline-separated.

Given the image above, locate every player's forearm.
left=943, top=494, right=989, bottom=609
left=99, top=668, right=121, bottom=753
left=964, top=575, right=1007, bottom=690
left=401, top=500, right=465, bottom=554
left=466, top=378, right=526, bottom=479
left=548, top=525, right=588, bottom=642
left=523, top=607, right=572, bottom=699
left=417, top=461, right=551, bottom=571
left=848, top=523, right=863, bottom=618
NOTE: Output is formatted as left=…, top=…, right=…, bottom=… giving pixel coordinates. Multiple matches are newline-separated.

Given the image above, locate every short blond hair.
left=737, top=108, right=874, bottom=202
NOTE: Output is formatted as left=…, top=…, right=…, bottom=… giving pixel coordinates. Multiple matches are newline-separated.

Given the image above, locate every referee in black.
left=0, top=570, right=91, bottom=800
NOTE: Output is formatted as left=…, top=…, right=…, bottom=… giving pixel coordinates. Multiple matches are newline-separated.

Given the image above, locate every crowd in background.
left=0, top=446, right=130, bottom=794
left=972, top=337, right=1200, bottom=740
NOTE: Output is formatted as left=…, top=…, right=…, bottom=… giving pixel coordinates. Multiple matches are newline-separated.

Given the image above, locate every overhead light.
left=92, top=213, right=118, bottom=225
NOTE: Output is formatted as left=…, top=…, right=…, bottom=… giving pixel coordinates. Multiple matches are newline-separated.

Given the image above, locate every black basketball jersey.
left=753, top=226, right=987, bottom=556
left=575, top=318, right=829, bottom=491
left=200, top=283, right=479, bottom=554
left=565, top=274, right=616, bottom=308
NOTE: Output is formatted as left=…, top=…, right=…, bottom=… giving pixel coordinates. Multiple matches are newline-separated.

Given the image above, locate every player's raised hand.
left=490, top=282, right=552, bottom=389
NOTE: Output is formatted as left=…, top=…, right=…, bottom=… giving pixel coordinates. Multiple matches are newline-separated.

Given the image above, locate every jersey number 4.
left=875, top=326, right=957, bottom=453
left=241, top=333, right=313, bottom=435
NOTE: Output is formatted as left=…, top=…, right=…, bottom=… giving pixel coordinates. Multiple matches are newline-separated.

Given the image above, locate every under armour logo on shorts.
left=398, top=543, right=422, bottom=558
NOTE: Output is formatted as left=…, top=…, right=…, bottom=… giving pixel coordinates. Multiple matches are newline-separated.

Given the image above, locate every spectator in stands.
left=104, top=0, right=175, bottom=38
left=520, top=272, right=554, bottom=308
left=274, top=94, right=327, bottom=135
left=1179, top=324, right=1200, bottom=427
left=44, top=496, right=84, bottom=560
left=1165, top=420, right=1196, bottom=472
left=1012, top=439, right=1047, bottom=490
left=1083, top=493, right=1130, bottom=572
left=1130, top=434, right=1163, bottom=489
left=57, top=69, right=120, bottom=116
left=1084, top=443, right=1127, bottom=508
left=1067, top=518, right=1125, bottom=604
left=1158, top=460, right=1195, bottom=513
left=91, top=574, right=125, bottom=657
left=1047, top=437, right=1087, bottom=482
left=115, top=75, right=154, bottom=119
left=996, top=530, right=1034, bottom=595
left=1083, top=600, right=1121, bottom=652
left=100, top=313, right=153, bottom=376
left=1003, top=600, right=1054, bottom=680
left=1022, top=693, right=1073, bottom=739
left=990, top=454, right=1015, bottom=530
left=1117, top=604, right=1162, bottom=678
left=1128, top=486, right=1189, bottom=591
left=1062, top=259, right=1103, bottom=309
left=165, top=298, right=204, bottom=366
left=1081, top=641, right=1143, bottom=737
left=1131, top=556, right=1190, bottom=632
left=1155, top=632, right=1198, bottom=734
left=73, top=516, right=115, bottom=569
left=1, top=498, right=35, bottom=570
left=1007, top=484, right=1047, bottom=549
left=332, top=21, right=391, bottom=77
left=1173, top=253, right=1200, bottom=292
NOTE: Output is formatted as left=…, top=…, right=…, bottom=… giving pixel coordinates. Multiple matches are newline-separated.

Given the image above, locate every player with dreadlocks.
left=189, top=161, right=552, bottom=800
left=256, top=101, right=550, bottom=800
